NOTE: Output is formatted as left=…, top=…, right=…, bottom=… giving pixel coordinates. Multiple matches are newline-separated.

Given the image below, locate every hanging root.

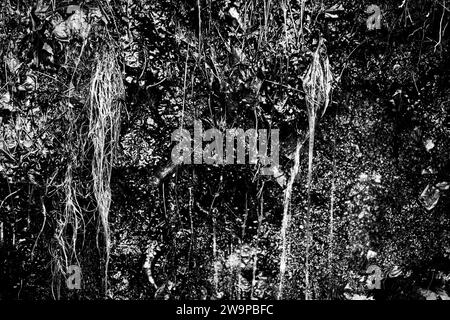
left=51, top=103, right=85, bottom=299
left=302, top=38, right=333, bottom=118
left=51, top=159, right=84, bottom=300
left=278, top=38, right=333, bottom=300
left=278, top=135, right=303, bottom=299
left=300, top=38, right=333, bottom=300
left=89, top=49, right=124, bottom=295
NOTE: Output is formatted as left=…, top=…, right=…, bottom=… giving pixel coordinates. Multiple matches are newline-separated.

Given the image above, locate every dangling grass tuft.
left=88, top=48, right=124, bottom=295
left=301, top=37, right=333, bottom=300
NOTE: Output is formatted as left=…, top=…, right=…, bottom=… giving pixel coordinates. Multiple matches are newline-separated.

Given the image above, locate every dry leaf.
left=53, top=22, right=69, bottom=39
left=0, top=92, right=13, bottom=111
left=42, top=43, right=53, bottom=55
left=5, top=53, right=21, bottom=74
left=419, top=184, right=440, bottom=210
left=0, top=91, right=11, bottom=104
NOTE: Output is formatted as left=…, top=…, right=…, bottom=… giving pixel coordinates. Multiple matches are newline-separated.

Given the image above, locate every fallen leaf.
left=5, top=53, right=21, bottom=74
left=0, top=92, right=13, bottom=111
left=0, top=91, right=11, bottom=104
left=42, top=43, right=53, bottom=55
left=53, top=22, right=69, bottom=39
left=419, top=184, right=440, bottom=210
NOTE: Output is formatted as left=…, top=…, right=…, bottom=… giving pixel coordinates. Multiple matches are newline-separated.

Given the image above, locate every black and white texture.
left=0, top=0, right=450, bottom=300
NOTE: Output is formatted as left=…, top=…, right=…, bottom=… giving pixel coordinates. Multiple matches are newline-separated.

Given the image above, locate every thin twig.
left=31, top=196, right=47, bottom=260
left=434, top=0, right=446, bottom=52
left=0, top=188, right=21, bottom=210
